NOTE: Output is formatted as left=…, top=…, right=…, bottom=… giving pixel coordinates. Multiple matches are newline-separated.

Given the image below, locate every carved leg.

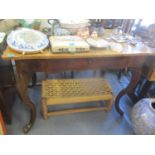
left=115, top=68, right=142, bottom=116
left=16, top=72, right=36, bottom=133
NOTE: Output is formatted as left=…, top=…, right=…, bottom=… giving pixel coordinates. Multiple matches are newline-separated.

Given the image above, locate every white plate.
left=110, top=42, right=123, bottom=52
left=7, top=28, right=49, bottom=53
left=86, top=38, right=109, bottom=48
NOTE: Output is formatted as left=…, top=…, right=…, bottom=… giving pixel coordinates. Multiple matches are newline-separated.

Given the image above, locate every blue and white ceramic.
left=7, top=28, right=49, bottom=53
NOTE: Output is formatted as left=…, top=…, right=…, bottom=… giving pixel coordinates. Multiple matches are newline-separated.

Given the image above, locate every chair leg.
left=63, top=72, right=67, bottom=78
left=93, top=70, right=97, bottom=76
left=42, top=99, right=48, bottom=120
left=71, top=71, right=74, bottom=78
left=45, top=73, right=48, bottom=79
left=28, top=73, right=37, bottom=88
left=32, top=73, right=37, bottom=87
left=117, top=69, right=122, bottom=80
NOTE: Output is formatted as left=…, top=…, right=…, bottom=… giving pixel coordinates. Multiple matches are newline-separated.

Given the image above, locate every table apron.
left=15, top=56, right=146, bottom=74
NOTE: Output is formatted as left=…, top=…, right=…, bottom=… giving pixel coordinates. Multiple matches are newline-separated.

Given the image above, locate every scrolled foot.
left=23, top=124, right=32, bottom=134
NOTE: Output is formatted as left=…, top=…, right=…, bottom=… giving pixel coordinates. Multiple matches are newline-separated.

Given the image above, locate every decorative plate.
left=7, top=28, right=49, bottom=54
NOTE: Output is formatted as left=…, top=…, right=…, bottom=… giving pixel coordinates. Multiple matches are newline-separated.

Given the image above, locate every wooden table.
left=2, top=43, right=155, bottom=133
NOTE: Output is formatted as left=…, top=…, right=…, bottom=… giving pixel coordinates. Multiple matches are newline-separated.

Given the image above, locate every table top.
left=2, top=44, right=155, bottom=61
left=1, top=29, right=155, bottom=60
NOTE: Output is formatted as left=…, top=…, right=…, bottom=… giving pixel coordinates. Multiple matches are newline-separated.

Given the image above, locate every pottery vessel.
left=131, top=98, right=155, bottom=135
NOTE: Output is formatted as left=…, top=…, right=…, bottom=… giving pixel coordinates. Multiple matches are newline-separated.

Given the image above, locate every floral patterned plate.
left=7, top=28, right=49, bottom=54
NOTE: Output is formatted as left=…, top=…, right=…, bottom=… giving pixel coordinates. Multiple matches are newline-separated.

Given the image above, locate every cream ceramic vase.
left=131, top=98, right=155, bottom=135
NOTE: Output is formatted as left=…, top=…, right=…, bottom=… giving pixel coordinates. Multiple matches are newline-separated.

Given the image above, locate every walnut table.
left=2, top=44, right=155, bottom=133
